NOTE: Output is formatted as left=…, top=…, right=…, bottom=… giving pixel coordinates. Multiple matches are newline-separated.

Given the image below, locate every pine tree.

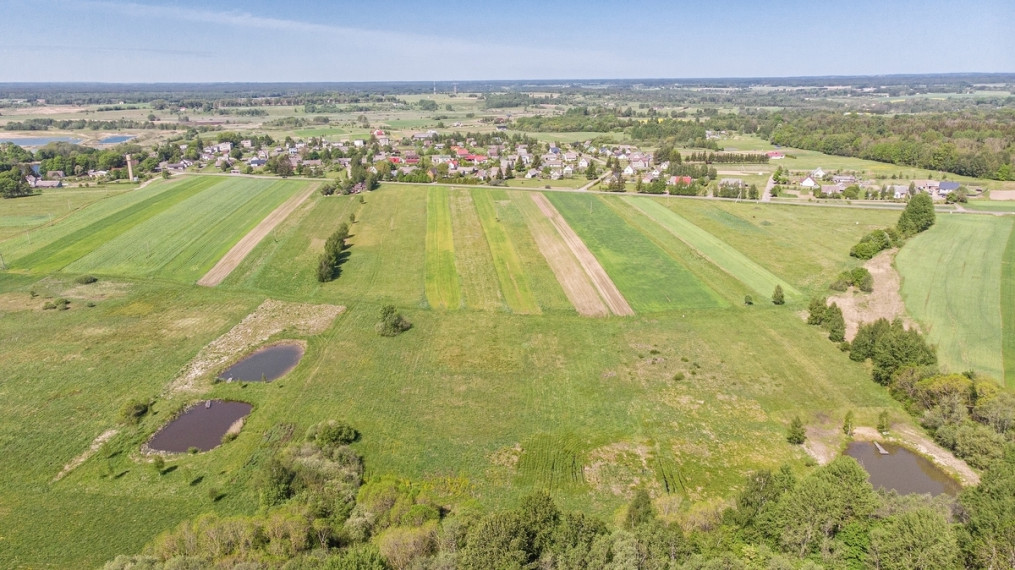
left=772, top=285, right=785, bottom=305
left=787, top=416, right=806, bottom=445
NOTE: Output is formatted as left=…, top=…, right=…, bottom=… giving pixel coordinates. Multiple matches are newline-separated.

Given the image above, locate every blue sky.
left=0, top=0, right=1012, bottom=82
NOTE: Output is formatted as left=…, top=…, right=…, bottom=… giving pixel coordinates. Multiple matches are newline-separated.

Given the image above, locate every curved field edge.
left=896, top=215, right=1012, bottom=383
left=1003, top=224, right=1015, bottom=387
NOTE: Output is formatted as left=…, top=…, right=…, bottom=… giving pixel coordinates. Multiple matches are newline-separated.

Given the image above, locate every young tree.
left=787, top=416, right=806, bottom=444
left=897, top=192, right=935, bottom=236
left=772, top=285, right=785, bottom=305
left=842, top=411, right=855, bottom=436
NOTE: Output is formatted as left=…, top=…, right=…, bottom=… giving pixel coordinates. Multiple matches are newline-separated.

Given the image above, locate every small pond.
left=147, top=400, right=252, bottom=453
left=0, top=136, right=82, bottom=147
left=99, top=135, right=135, bottom=144
left=845, top=441, right=961, bottom=496
left=218, top=342, right=304, bottom=382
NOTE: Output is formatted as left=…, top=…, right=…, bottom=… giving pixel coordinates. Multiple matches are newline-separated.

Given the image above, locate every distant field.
left=624, top=196, right=798, bottom=299
left=896, top=215, right=1014, bottom=384
left=448, top=188, right=503, bottom=311
left=965, top=200, right=1015, bottom=212
left=471, top=189, right=541, bottom=314
left=546, top=192, right=723, bottom=312
left=0, top=186, right=133, bottom=241
left=425, top=187, right=463, bottom=310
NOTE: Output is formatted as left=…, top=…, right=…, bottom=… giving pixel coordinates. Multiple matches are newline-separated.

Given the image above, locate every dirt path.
left=197, top=183, right=318, bottom=287
left=531, top=194, right=634, bottom=316
left=827, top=249, right=918, bottom=341
left=54, top=428, right=118, bottom=482
left=516, top=195, right=609, bottom=317
left=164, top=299, right=344, bottom=396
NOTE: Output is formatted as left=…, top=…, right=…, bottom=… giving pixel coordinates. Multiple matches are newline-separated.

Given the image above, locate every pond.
left=99, top=135, right=135, bottom=144
left=147, top=400, right=252, bottom=453
left=0, top=136, right=82, bottom=147
left=218, top=342, right=305, bottom=382
left=845, top=441, right=961, bottom=496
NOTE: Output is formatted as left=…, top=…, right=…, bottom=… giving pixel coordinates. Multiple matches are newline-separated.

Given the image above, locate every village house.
left=25, top=175, right=62, bottom=189
left=800, top=176, right=819, bottom=188
left=831, top=175, right=857, bottom=184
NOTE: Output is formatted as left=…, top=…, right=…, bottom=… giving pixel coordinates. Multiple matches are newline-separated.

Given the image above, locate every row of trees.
left=850, top=193, right=934, bottom=259
left=316, top=223, right=350, bottom=282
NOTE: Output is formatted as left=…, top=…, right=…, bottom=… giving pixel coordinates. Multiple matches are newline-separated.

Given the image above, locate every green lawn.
left=448, top=188, right=504, bottom=311
left=471, top=189, right=541, bottom=314
left=624, top=196, right=799, bottom=299
left=896, top=215, right=1014, bottom=384
left=546, top=192, right=723, bottom=312
left=425, top=187, right=462, bottom=310
left=964, top=200, right=1015, bottom=212
left=61, top=178, right=301, bottom=282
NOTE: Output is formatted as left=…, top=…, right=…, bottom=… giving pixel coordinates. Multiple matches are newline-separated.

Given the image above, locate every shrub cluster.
left=316, top=222, right=349, bottom=282
left=830, top=267, right=873, bottom=292
left=849, top=227, right=900, bottom=260
left=806, top=297, right=846, bottom=342
left=376, top=305, right=412, bottom=337
left=75, top=274, right=98, bottom=284
left=849, top=318, right=936, bottom=385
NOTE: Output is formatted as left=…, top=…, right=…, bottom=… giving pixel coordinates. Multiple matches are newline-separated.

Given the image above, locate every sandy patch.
left=853, top=425, right=980, bottom=486
left=827, top=249, right=917, bottom=341
left=988, top=190, right=1015, bottom=201
left=0, top=292, right=36, bottom=313
left=54, top=428, right=118, bottom=482
left=197, top=183, right=318, bottom=287
left=803, top=424, right=844, bottom=466
left=164, top=299, right=343, bottom=395
left=584, top=440, right=656, bottom=496
left=531, top=194, right=633, bottom=316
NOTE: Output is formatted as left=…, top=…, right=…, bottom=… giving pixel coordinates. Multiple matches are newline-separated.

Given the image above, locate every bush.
left=120, top=399, right=150, bottom=424
left=75, top=274, right=98, bottom=284
left=787, top=416, right=806, bottom=444
left=307, top=420, right=359, bottom=447
left=376, top=305, right=412, bottom=337
left=772, top=285, right=785, bottom=305
left=43, top=298, right=70, bottom=310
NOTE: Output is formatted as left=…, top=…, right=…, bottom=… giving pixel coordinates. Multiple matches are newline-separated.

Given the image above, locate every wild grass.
left=448, top=188, right=503, bottom=311
left=0, top=186, right=132, bottom=241
left=546, top=192, right=723, bottom=312
left=624, top=196, right=799, bottom=299
left=424, top=187, right=462, bottom=310
left=896, top=215, right=1013, bottom=384
left=1002, top=225, right=1015, bottom=388
left=470, top=189, right=541, bottom=314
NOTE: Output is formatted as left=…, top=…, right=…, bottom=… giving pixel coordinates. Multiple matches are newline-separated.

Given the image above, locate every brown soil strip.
left=531, top=194, right=634, bottom=316
left=989, top=190, right=1015, bottom=201
left=827, top=249, right=917, bottom=341
left=515, top=195, right=608, bottom=317
left=197, top=183, right=318, bottom=287
left=54, top=428, right=118, bottom=482
left=164, top=299, right=343, bottom=396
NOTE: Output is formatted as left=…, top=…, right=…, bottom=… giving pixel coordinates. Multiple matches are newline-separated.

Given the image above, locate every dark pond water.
left=147, top=400, right=252, bottom=453
left=218, top=343, right=304, bottom=382
left=845, top=441, right=961, bottom=496
left=0, top=136, right=82, bottom=146
left=99, top=135, right=135, bottom=144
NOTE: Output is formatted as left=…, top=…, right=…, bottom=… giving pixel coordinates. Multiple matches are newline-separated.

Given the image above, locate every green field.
left=965, top=200, right=1015, bottom=212
left=447, top=188, right=503, bottom=311
left=0, top=186, right=134, bottom=241
left=471, top=189, right=542, bottom=314
left=896, top=215, right=1014, bottom=384
left=1001, top=226, right=1015, bottom=387
left=424, top=187, right=463, bottom=310
left=624, top=196, right=799, bottom=298
left=546, top=192, right=724, bottom=312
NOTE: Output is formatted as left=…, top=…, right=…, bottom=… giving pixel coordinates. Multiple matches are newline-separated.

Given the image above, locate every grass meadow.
left=896, top=215, right=1014, bottom=385
left=0, top=176, right=995, bottom=567
left=0, top=185, right=134, bottom=241
left=1003, top=227, right=1015, bottom=387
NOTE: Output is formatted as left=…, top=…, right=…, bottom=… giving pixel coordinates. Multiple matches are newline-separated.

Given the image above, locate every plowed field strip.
left=197, top=182, right=318, bottom=287
left=531, top=193, right=633, bottom=316
left=513, top=193, right=607, bottom=317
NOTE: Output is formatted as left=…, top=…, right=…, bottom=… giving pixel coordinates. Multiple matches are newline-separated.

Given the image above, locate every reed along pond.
left=218, top=343, right=304, bottom=382
left=845, top=441, right=961, bottom=496
left=148, top=400, right=252, bottom=453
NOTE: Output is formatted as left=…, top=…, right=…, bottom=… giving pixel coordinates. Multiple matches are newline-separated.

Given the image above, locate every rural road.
left=762, top=175, right=774, bottom=202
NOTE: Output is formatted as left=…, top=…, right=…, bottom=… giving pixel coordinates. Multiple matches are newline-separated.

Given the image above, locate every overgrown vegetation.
left=831, top=267, right=873, bottom=292
left=375, top=305, right=411, bottom=337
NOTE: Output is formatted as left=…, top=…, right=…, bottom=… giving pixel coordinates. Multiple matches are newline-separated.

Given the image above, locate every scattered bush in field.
left=850, top=228, right=900, bottom=260
left=831, top=267, right=873, bottom=292
left=744, top=295, right=753, bottom=305
left=75, top=274, right=98, bottom=284
left=152, top=456, right=165, bottom=474
left=120, top=399, right=150, bottom=424
left=306, top=420, right=359, bottom=447
left=787, top=416, right=806, bottom=444
left=43, top=298, right=70, bottom=310
left=376, top=305, right=412, bottom=337
left=771, top=285, right=785, bottom=305
left=842, top=411, right=854, bottom=436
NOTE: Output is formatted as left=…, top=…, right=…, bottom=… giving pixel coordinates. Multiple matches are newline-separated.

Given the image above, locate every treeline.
left=316, top=222, right=350, bottom=282
left=683, top=151, right=769, bottom=164
left=1, top=117, right=205, bottom=132
left=767, top=110, right=1015, bottom=180
left=482, top=93, right=554, bottom=109
left=850, top=193, right=934, bottom=259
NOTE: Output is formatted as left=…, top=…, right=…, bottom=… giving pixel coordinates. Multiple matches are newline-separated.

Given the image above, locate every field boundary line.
left=531, top=193, right=633, bottom=316
left=197, top=182, right=318, bottom=287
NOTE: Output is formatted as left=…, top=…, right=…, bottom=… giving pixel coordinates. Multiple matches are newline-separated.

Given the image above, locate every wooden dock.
left=873, top=441, right=889, bottom=455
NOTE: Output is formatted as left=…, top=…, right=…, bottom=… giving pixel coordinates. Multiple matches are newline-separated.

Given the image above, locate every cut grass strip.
left=512, top=192, right=608, bottom=316
left=472, top=189, right=541, bottom=314
left=448, top=188, right=503, bottom=311
left=1002, top=222, right=1015, bottom=388
left=424, top=187, right=462, bottom=310
left=532, top=194, right=633, bottom=316
left=896, top=215, right=1012, bottom=383
left=10, top=177, right=217, bottom=272
left=623, top=196, right=800, bottom=298
left=546, top=193, right=719, bottom=313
